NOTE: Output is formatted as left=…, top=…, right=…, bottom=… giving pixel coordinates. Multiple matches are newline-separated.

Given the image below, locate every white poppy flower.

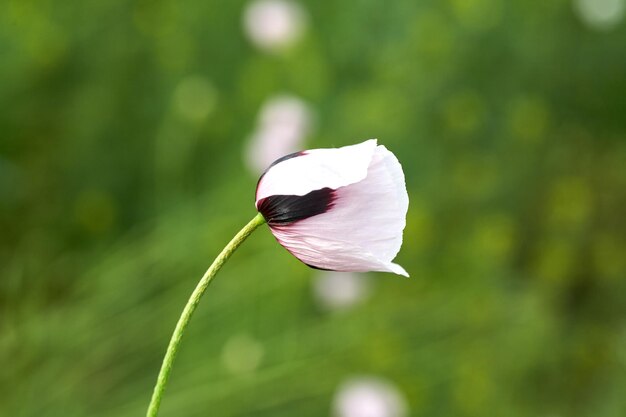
left=312, top=271, right=371, bottom=311
left=242, top=0, right=308, bottom=53
left=255, top=139, right=409, bottom=277
left=245, top=94, right=314, bottom=174
left=333, top=377, right=409, bottom=417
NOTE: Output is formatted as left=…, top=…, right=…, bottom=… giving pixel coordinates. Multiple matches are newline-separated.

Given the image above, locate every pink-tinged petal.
left=256, top=139, right=378, bottom=205
left=266, top=144, right=409, bottom=277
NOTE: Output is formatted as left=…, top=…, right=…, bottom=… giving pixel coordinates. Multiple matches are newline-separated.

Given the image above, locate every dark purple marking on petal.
left=267, top=150, right=306, bottom=169
left=257, top=187, right=336, bottom=225
left=304, top=263, right=333, bottom=271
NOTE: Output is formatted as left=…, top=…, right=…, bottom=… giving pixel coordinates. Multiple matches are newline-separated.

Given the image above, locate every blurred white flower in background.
left=312, top=271, right=371, bottom=311
left=243, top=0, right=308, bottom=53
left=333, top=377, right=409, bottom=417
left=245, top=94, right=314, bottom=173
left=221, top=333, right=264, bottom=375
left=573, top=0, right=625, bottom=30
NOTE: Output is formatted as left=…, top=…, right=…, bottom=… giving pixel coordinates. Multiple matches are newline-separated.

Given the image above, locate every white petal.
left=267, top=144, right=409, bottom=276
left=256, top=139, right=378, bottom=204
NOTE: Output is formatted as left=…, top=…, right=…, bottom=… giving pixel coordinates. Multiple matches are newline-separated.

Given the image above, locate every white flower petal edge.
left=256, top=139, right=378, bottom=202
left=257, top=140, right=409, bottom=277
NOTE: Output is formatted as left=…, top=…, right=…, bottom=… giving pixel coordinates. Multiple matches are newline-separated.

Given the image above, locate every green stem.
left=146, top=213, right=266, bottom=417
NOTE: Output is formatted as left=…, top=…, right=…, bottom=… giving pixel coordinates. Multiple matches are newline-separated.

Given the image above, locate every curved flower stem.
left=146, top=213, right=266, bottom=417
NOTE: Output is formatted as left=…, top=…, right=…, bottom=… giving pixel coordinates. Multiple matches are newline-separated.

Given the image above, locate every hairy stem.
left=146, top=213, right=266, bottom=417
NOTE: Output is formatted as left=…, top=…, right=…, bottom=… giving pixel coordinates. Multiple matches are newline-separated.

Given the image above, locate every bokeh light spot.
left=547, top=177, right=593, bottom=230
left=449, top=0, right=503, bottom=31
left=221, top=333, right=265, bottom=375
left=412, top=10, right=455, bottom=70
left=312, top=271, right=371, bottom=311
left=173, top=76, right=218, bottom=122
left=243, top=0, right=308, bottom=53
left=507, top=96, right=550, bottom=144
left=245, top=94, right=314, bottom=173
left=8, top=2, right=68, bottom=68
left=533, top=238, right=576, bottom=284
left=333, top=377, right=409, bottom=417
left=574, top=0, right=625, bottom=31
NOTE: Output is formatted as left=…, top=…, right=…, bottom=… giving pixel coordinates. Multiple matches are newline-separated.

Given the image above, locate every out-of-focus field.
left=1, top=1, right=625, bottom=416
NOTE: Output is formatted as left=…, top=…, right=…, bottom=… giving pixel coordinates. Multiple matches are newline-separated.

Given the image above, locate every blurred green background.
left=1, top=0, right=626, bottom=416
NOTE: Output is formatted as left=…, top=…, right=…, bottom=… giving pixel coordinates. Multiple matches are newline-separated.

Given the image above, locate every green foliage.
left=1, top=0, right=625, bottom=416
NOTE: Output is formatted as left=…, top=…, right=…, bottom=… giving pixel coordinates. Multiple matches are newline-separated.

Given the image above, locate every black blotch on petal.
left=257, top=187, right=335, bottom=225
left=255, top=151, right=306, bottom=195
left=267, top=151, right=305, bottom=169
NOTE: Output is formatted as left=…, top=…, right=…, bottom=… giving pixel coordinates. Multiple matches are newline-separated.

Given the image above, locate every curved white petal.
left=267, top=145, right=409, bottom=276
left=256, top=139, right=378, bottom=204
